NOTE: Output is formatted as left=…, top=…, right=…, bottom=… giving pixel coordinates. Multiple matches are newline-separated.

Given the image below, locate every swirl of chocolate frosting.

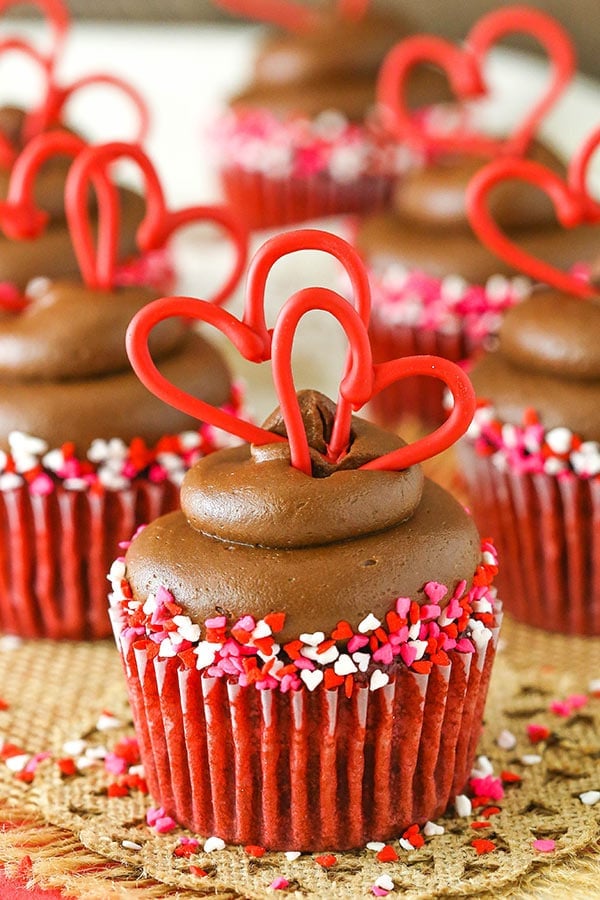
left=231, top=11, right=450, bottom=122
left=470, top=289, right=600, bottom=439
left=0, top=277, right=232, bottom=453
left=182, top=391, right=424, bottom=547
left=393, top=141, right=563, bottom=231
left=126, top=391, right=480, bottom=639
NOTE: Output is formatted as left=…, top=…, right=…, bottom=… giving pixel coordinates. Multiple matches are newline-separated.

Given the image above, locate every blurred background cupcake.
left=460, top=144, right=600, bottom=635
left=209, top=0, right=451, bottom=229
left=355, top=7, right=600, bottom=427
left=0, top=137, right=247, bottom=640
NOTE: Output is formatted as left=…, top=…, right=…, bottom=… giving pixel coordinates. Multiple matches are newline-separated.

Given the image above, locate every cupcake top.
left=0, top=138, right=247, bottom=489
left=124, top=388, right=481, bottom=641
left=114, top=229, right=502, bottom=687
left=231, top=8, right=448, bottom=122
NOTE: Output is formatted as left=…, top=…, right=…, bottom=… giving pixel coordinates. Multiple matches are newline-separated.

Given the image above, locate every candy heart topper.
left=0, top=133, right=249, bottom=308
left=466, top=126, right=600, bottom=299
left=127, top=229, right=476, bottom=476
left=377, top=5, right=575, bottom=158
left=0, top=0, right=70, bottom=72
left=213, top=0, right=368, bottom=34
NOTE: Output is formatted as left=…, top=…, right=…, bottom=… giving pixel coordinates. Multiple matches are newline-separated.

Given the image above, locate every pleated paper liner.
left=2, top=618, right=600, bottom=899
left=460, top=442, right=600, bottom=635
left=0, top=479, right=179, bottom=641
left=367, top=313, right=481, bottom=428
left=220, top=166, right=394, bottom=230
left=111, top=607, right=501, bottom=852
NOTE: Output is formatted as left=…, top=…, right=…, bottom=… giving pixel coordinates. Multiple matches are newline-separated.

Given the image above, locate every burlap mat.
left=0, top=448, right=599, bottom=899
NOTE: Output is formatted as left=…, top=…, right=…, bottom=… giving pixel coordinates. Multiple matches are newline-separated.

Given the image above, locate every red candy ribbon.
left=127, top=230, right=476, bottom=475
left=466, top=126, right=600, bottom=298
left=213, top=0, right=368, bottom=33
left=0, top=0, right=69, bottom=72
left=0, top=133, right=248, bottom=307
left=377, top=5, right=575, bottom=158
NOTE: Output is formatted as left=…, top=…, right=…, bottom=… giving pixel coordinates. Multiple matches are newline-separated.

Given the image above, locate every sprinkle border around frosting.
left=209, top=109, right=416, bottom=182
left=467, top=401, right=600, bottom=480
left=0, top=386, right=245, bottom=494
left=109, top=539, right=500, bottom=693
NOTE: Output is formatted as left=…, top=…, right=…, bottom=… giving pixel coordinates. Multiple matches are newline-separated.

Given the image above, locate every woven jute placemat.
left=0, top=449, right=599, bottom=899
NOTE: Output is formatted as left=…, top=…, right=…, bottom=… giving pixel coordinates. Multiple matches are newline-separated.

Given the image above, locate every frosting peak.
left=181, top=390, right=424, bottom=548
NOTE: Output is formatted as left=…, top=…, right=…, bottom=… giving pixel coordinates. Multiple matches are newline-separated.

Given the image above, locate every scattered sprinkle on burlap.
left=0, top=446, right=599, bottom=899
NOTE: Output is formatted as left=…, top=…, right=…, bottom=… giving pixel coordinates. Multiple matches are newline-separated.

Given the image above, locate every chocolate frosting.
left=231, top=11, right=450, bottom=122
left=182, top=391, right=424, bottom=547
left=126, top=391, right=480, bottom=639
left=470, top=288, right=600, bottom=440
left=0, top=107, right=81, bottom=223
left=0, top=187, right=145, bottom=290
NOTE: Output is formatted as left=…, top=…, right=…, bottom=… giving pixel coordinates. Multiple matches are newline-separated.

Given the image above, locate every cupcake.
left=111, top=229, right=503, bottom=851
left=458, top=141, right=600, bottom=636
left=355, top=7, right=600, bottom=426
left=211, top=0, right=449, bottom=229
left=0, top=138, right=247, bottom=640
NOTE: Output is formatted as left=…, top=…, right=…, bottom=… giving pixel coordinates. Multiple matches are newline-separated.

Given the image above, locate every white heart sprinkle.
left=172, top=616, right=201, bottom=643
left=252, top=621, right=272, bottom=639
left=521, top=754, right=542, bottom=766
left=96, top=714, right=121, bottom=731
left=409, top=639, right=428, bottom=661
left=299, top=631, right=324, bottom=647
left=194, top=641, right=220, bottom=669
left=399, top=838, right=414, bottom=851
left=580, top=790, right=600, bottom=806
left=204, top=836, right=226, bottom=853
left=85, top=745, right=107, bottom=760
left=546, top=426, right=572, bottom=454
left=284, top=851, right=301, bottom=861
left=334, top=654, right=358, bottom=676
left=75, top=756, right=95, bottom=770
left=5, top=754, right=29, bottom=772
left=300, top=670, right=323, bottom=692
left=62, top=739, right=87, bottom=756
left=358, top=614, right=381, bottom=634
left=588, top=678, right=600, bottom=695
left=352, top=652, right=370, bottom=673
left=375, top=874, right=394, bottom=891
left=369, top=670, right=389, bottom=692
left=159, top=638, right=177, bottom=658
left=496, top=729, right=517, bottom=751
left=455, top=794, right=472, bottom=817
left=300, top=645, right=339, bottom=665
left=470, top=755, right=494, bottom=779
left=366, top=841, right=385, bottom=852
left=423, top=821, right=445, bottom=837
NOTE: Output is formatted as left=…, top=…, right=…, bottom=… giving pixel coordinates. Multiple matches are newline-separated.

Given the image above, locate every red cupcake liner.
left=113, top=616, right=501, bottom=851
left=368, top=316, right=482, bottom=428
left=220, top=165, right=394, bottom=230
left=0, top=479, right=178, bottom=640
left=460, top=443, right=600, bottom=635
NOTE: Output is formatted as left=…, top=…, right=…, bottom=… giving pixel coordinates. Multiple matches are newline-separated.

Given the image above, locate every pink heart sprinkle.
left=533, top=839, right=555, bottom=853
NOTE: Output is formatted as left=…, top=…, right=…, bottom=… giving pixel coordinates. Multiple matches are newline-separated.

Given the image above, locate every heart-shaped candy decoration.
left=127, top=229, right=476, bottom=475
left=377, top=5, right=575, bottom=158
left=0, top=130, right=87, bottom=238
left=466, top=125, right=600, bottom=298
left=213, top=0, right=368, bottom=34
left=62, top=141, right=248, bottom=304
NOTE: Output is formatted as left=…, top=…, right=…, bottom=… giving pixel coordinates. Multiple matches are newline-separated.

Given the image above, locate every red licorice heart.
left=360, top=356, right=476, bottom=471
left=64, top=142, right=248, bottom=302
left=0, top=130, right=87, bottom=238
left=270, top=287, right=373, bottom=474
left=0, top=0, right=69, bottom=70
left=213, top=0, right=368, bottom=33
left=466, top=126, right=600, bottom=298
left=25, top=73, right=150, bottom=145
left=0, top=39, right=53, bottom=169
left=126, top=296, right=281, bottom=446
left=377, top=5, right=574, bottom=157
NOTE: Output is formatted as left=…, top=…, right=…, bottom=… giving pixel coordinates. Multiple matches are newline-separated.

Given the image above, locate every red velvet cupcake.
left=0, top=137, right=247, bottom=640
left=211, top=0, right=449, bottom=229
left=459, top=135, right=600, bottom=634
left=354, top=7, right=600, bottom=426
left=110, top=229, right=503, bottom=851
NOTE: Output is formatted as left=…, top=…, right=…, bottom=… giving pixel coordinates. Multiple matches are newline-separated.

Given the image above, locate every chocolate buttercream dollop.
left=181, top=390, right=424, bottom=548
left=470, top=288, right=600, bottom=439
left=126, top=391, right=480, bottom=639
